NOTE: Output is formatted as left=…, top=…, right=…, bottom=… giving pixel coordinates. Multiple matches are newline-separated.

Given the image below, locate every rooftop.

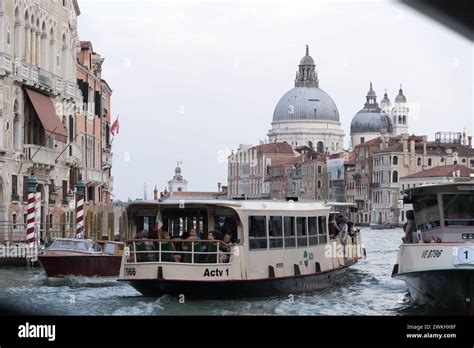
left=401, top=164, right=474, bottom=179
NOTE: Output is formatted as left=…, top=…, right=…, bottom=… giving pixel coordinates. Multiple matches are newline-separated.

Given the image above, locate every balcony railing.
left=38, top=68, right=53, bottom=87
left=23, top=144, right=57, bottom=167
left=84, top=168, right=103, bottom=183
left=0, top=53, right=13, bottom=73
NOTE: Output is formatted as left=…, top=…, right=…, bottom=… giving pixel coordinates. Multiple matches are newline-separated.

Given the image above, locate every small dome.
left=351, top=112, right=393, bottom=134
left=300, top=44, right=315, bottom=65
left=273, top=87, right=340, bottom=122
left=395, top=87, right=407, bottom=103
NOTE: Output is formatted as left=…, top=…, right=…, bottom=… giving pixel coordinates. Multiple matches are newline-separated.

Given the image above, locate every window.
left=317, top=165, right=322, bottom=174
left=12, top=214, right=17, bottom=229
left=317, top=180, right=322, bottom=189
left=308, top=217, right=318, bottom=246
left=428, top=158, right=432, bottom=166
left=392, top=156, right=398, bottom=165
left=284, top=216, right=295, bottom=248
left=317, top=141, right=324, bottom=153
left=318, top=216, right=327, bottom=244
left=49, top=214, right=54, bottom=229
left=269, top=216, right=283, bottom=249
left=249, top=216, right=267, bottom=250
left=413, top=194, right=440, bottom=231
left=296, top=217, right=307, bottom=247
left=443, top=194, right=474, bottom=226
left=392, top=171, right=398, bottom=183
left=470, top=159, right=474, bottom=167
left=360, top=137, right=365, bottom=144
left=12, top=175, right=18, bottom=200
left=62, top=180, right=68, bottom=204
left=417, top=157, right=422, bottom=166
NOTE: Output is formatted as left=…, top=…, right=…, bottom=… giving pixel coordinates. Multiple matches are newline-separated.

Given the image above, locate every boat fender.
left=391, top=264, right=399, bottom=277
left=315, top=262, right=321, bottom=273
left=157, top=266, right=163, bottom=279
left=268, top=266, right=275, bottom=278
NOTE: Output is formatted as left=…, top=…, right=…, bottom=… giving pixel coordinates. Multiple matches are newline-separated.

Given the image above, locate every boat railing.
left=125, top=239, right=234, bottom=265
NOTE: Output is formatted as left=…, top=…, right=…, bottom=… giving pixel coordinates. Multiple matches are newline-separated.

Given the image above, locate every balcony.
left=0, top=53, right=13, bottom=74
left=84, top=168, right=103, bottom=184
left=370, top=183, right=381, bottom=189
left=38, top=68, right=53, bottom=87
left=23, top=144, right=57, bottom=167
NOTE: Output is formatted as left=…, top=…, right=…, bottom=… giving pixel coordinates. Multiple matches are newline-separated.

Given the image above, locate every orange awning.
left=25, top=88, right=68, bottom=143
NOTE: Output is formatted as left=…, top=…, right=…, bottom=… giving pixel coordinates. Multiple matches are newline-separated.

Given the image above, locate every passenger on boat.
left=402, top=210, right=418, bottom=244
left=158, top=230, right=179, bottom=262
left=218, top=232, right=232, bottom=263
left=328, top=215, right=340, bottom=239
left=336, top=216, right=349, bottom=256
left=199, top=231, right=218, bottom=263
left=134, top=230, right=149, bottom=262
left=424, top=234, right=442, bottom=243
left=181, top=228, right=201, bottom=263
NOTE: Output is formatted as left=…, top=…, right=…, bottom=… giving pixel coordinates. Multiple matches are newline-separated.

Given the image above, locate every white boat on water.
left=392, top=180, right=474, bottom=314
left=118, top=200, right=364, bottom=298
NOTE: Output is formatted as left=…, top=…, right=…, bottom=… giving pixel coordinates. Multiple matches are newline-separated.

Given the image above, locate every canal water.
left=0, top=228, right=439, bottom=315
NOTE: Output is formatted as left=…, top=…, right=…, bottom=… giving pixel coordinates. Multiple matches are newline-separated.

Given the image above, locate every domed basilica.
left=268, top=46, right=344, bottom=154
left=350, top=83, right=409, bottom=147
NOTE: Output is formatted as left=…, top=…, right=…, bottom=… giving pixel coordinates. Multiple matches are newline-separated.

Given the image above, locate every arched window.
left=14, top=8, right=21, bottom=58
left=417, top=157, right=421, bottom=166
left=392, top=156, right=398, bottom=165
left=403, top=116, right=406, bottom=124
left=13, top=101, right=21, bottom=151
left=308, top=141, right=313, bottom=148
left=24, top=11, right=29, bottom=62
left=392, top=171, right=398, bottom=183
left=49, top=28, right=55, bottom=73
left=398, top=116, right=402, bottom=123
left=428, top=158, right=432, bottom=166
left=317, top=141, right=324, bottom=153
left=317, top=180, right=322, bottom=189
left=62, top=33, right=68, bottom=79
left=41, top=22, right=48, bottom=69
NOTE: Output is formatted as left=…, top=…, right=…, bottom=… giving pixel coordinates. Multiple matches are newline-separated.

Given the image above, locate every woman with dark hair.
left=402, top=210, right=417, bottom=243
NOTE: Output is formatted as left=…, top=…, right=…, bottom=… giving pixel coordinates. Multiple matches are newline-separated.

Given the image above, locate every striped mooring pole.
left=75, top=176, right=85, bottom=239
left=26, top=174, right=38, bottom=252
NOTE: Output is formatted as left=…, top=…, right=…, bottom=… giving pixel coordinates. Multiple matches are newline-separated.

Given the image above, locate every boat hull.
left=121, top=262, right=354, bottom=298
left=39, top=255, right=122, bottom=278
left=393, top=269, right=473, bottom=315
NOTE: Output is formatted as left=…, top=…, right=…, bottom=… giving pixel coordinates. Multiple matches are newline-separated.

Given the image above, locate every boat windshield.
left=49, top=239, right=102, bottom=252
left=443, top=194, right=474, bottom=227
left=412, top=194, right=440, bottom=231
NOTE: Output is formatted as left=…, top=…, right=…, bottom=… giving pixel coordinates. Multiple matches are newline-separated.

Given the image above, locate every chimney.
left=469, top=136, right=472, bottom=148
left=402, top=134, right=409, bottom=152
left=422, top=136, right=427, bottom=155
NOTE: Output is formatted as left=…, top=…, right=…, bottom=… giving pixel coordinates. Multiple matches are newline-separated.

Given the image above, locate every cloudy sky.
left=77, top=0, right=472, bottom=201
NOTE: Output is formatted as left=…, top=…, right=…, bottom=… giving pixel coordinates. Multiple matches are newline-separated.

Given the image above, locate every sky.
left=77, top=0, right=473, bottom=201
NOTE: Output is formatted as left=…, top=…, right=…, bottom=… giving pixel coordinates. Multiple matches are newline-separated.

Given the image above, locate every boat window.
left=443, top=194, right=474, bottom=227
left=269, top=216, right=283, bottom=249
left=318, top=216, right=327, bottom=244
left=296, top=217, right=308, bottom=247
left=284, top=216, right=296, bottom=248
left=104, top=243, right=116, bottom=254
left=249, top=216, right=267, bottom=250
left=51, top=240, right=75, bottom=249
left=413, top=194, right=440, bottom=231
left=308, top=217, right=318, bottom=246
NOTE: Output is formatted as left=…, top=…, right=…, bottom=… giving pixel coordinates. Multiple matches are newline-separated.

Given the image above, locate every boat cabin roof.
left=403, top=182, right=474, bottom=196
left=126, top=199, right=331, bottom=213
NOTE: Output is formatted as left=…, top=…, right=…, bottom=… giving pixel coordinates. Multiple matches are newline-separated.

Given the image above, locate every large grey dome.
left=273, top=87, right=340, bottom=122
left=351, top=112, right=393, bottom=134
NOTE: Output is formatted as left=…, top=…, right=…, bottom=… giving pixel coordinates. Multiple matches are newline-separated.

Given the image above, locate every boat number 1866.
left=421, top=250, right=442, bottom=258
left=125, top=267, right=136, bottom=276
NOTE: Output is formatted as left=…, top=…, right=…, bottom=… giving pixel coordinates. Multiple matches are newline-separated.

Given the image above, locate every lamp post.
left=75, top=176, right=85, bottom=239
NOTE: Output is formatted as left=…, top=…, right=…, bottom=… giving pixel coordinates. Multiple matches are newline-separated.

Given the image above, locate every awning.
left=25, top=88, right=68, bottom=143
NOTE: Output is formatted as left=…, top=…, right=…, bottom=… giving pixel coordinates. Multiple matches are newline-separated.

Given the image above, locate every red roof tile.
left=401, top=164, right=474, bottom=179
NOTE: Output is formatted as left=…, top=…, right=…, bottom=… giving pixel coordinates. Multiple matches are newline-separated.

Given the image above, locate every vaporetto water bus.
left=118, top=199, right=364, bottom=298
left=392, top=180, right=474, bottom=314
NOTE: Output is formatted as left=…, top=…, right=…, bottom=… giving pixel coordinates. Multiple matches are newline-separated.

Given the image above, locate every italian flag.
left=154, top=209, right=163, bottom=235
